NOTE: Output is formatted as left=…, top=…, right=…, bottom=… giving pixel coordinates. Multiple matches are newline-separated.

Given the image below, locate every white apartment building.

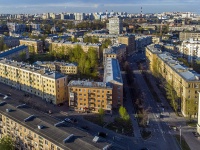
left=108, top=17, right=123, bottom=34
left=180, top=38, right=200, bottom=63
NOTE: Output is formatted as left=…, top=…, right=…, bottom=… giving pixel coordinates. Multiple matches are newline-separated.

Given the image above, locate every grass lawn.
left=106, top=117, right=133, bottom=136
left=141, top=130, right=151, bottom=140
left=175, top=135, right=191, bottom=150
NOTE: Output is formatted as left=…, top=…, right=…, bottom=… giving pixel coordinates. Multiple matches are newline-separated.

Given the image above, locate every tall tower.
left=140, top=7, right=143, bottom=23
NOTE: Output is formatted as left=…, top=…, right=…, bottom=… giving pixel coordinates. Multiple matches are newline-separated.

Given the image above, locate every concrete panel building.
left=179, top=32, right=200, bottom=41
left=108, top=17, right=123, bottom=34
left=118, top=34, right=135, bottom=55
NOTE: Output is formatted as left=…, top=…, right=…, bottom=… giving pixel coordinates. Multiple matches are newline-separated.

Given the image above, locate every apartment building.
left=20, top=38, right=43, bottom=53
left=3, top=36, right=23, bottom=48
left=7, top=22, right=26, bottom=34
left=0, top=45, right=29, bottom=60
left=146, top=44, right=200, bottom=118
left=68, top=81, right=113, bottom=113
left=135, top=35, right=152, bottom=52
left=68, top=58, right=123, bottom=114
left=108, top=17, right=123, bottom=34
left=179, top=32, right=200, bottom=41
left=103, top=44, right=126, bottom=63
left=51, top=41, right=101, bottom=58
left=0, top=58, right=67, bottom=105
left=33, top=61, right=78, bottom=75
left=0, top=102, right=107, bottom=150
left=103, top=58, right=123, bottom=108
left=118, top=34, right=135, bottom=55
left=180, top=38, right=200, bottom=62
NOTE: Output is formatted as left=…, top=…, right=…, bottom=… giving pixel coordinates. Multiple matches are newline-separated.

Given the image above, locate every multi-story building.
left=179, top=32, right=200, bottom=41
left=33, top=61, right=78, bottom=75
left=3, top=36, right=23, bottom=48
left=0, top=102, right=108, bottom=150
left=180, top=38, right=200, bottom=63
left=0, top=45, right=29, bottom=60
left=103, top=44, right=126, bottom=63
left=7, top=22, right=26, bottom=34
left=108, top=17, right=123, bottom=34
left=0, top=58, right=67, bottom=104
left=20, top=38, right=43, bottom=53
left=68, top=81, right=113, bottom=114
left=74, top=13, right=85, bottom=20
left=135, top=35, right=152, bottom=52
left=68, top=58, right=123, bottom=114
left=103, top=58, right=123, bottom=108
left=146, top=44, right=200, bottom=118
left=118, top=34, right=135, bottom=55
left=30, top=23, right=41, bottom=31
left=51, top=41, right=101, bottom=58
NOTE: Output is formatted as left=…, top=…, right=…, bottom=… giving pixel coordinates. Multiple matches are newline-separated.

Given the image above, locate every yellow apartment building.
left=0, top=102, right=105, bottom=150
left=20, top=38, right=43, bottom=53
left=68, top=81, right=113, bottom=114
left=33, top=61, right=78, bottom=75
left=51, top=41, right=101, bottom=58
left=118, top=35, right=135, bottom=56
left=146, top=44, right=200, bottom=118
left=0, top=58, right=68, bottom=105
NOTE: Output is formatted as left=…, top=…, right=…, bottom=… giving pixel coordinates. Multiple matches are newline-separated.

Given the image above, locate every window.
left=45, top=140, right=48, bottom=145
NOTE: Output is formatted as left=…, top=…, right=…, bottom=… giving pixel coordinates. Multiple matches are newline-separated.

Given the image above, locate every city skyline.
left=0, top=0, right=200, bottom=14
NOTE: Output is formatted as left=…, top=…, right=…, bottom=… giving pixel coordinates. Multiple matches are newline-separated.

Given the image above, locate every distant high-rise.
left=74, top=13, right=85, bottom=20
left=108, top=17, right=123, bottom=34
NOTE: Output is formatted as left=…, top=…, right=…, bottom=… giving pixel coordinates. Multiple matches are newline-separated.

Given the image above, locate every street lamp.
left=180, top=125, right=181, bottom=148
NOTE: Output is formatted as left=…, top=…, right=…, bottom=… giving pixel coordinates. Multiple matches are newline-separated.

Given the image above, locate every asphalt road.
left=127, top=52, right=181, bottom=150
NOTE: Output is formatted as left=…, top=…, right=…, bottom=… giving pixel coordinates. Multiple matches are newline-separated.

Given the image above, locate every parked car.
left=98, top=132, right=107, bottom=138
left=64, top=118, right=72, bottom=123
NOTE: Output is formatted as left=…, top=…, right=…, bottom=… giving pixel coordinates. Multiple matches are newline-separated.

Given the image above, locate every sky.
left=0, top=0, right=199, bottom=14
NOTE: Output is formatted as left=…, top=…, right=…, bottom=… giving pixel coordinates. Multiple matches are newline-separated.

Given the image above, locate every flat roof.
left=158, top=52, right=200, bottom=81
left=104, top=44, right=126, bottom=54
left=0, top=58, right=66, bottom=80
left=0, top=45, right=27, bottom=58
left=146, top=44, right=162, bottom=54
left=33, top=61, right=78, bottom=67
left=0, top=100, right=108, bottom=150
left=53, top=40, right=101, bottom=46
left=104, top=58, right=123, bottom=84
left=68, top=80, right=112, bottom=89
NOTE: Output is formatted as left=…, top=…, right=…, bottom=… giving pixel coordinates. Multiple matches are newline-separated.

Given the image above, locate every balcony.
left=27, top=134, right=33, bottom=140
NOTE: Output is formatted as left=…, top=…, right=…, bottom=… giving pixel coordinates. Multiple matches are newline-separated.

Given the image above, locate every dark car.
left=98, top=132, right=107, bottom=138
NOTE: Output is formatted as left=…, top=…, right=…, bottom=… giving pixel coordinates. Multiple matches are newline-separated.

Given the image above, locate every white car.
left=64, top=118, right=72, bottom=123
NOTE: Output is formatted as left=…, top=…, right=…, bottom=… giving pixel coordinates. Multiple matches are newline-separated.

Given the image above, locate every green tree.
left=119, top=106, right=130, bottom=121
left=0, top=37, right=4, bottom=51
left=3, top=44, right=9, bottom=50
left=0, top=135, right=14, bottom=150
left=98, top=107, right=105, bottom=126
left=18, top=51, right=27, bottom=61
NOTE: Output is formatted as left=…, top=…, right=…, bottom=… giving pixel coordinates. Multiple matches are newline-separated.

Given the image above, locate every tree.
left=98, top=107, right=105, bottom=126
left=119, top=106, right=130, bottom=121
left=18, top=51, right=27, bottom=61
left=0, top=135, right=14, bottom=150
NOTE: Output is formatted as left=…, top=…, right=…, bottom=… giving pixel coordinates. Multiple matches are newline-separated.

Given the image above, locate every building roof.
left=20, top=38, right=42, bottom=42
left=33, top=61, right=78, bottom=67
left=68, top=80, right=112, bottom=89
left=103, top=44, right=126, bottom=54
left=104, top=58, right=123, bottom=84
left=0, top=45, right=27, bottom=58
left=146, top=44, right=162, bottom=54
left=0, top=101, right=108, bottom=150
left=158, top=52, right=200, bottom=81
left=0, top=58, right=66, bottom=80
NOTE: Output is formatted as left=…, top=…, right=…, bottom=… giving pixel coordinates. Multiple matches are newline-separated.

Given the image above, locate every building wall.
left=146, top=46, right=200, bottom=118
left=179, top=32, right=200, bottom=41
left=0, top=114, right=63, bottom=150
left=68, top=84, right=113, bottom=114
left=108, top=17, right=123, bottom=34
left=118, top=35, right=135, bottom=55
left=0, top=60, right=68, bottom=105
left=20, top=39, right=43, bottom=53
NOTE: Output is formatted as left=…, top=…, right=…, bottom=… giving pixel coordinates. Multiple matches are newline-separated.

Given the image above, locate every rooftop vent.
left=24, top=115, right=35, bottom=122
left=63, top=134, right=74, bottom=143
left=54, top=121, right=65, bottom=127
left=38, top=125, right=44, bottom=129
left=0, top=101, right=6, bottom=106
left=16, top=104, right=26, bottom=108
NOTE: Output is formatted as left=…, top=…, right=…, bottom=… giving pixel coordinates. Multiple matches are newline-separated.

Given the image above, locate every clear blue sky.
left=0, top=0, right=199, bottom=14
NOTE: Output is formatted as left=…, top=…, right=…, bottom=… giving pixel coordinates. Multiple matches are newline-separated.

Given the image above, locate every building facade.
left=108, top=17, right=123, bottom=34
left=146, top=44, right=200, bottom=118
left=179, top=32, right=200, bottom=41
left=20, top=39, right=43, bottom=53
left=118, top=34, right=135, bottom=55
left=0, top=58, right=68, bottom=104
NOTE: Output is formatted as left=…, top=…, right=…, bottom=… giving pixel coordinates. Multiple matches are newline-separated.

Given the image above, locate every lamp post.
left=180, top=125, right=181, bottom=148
